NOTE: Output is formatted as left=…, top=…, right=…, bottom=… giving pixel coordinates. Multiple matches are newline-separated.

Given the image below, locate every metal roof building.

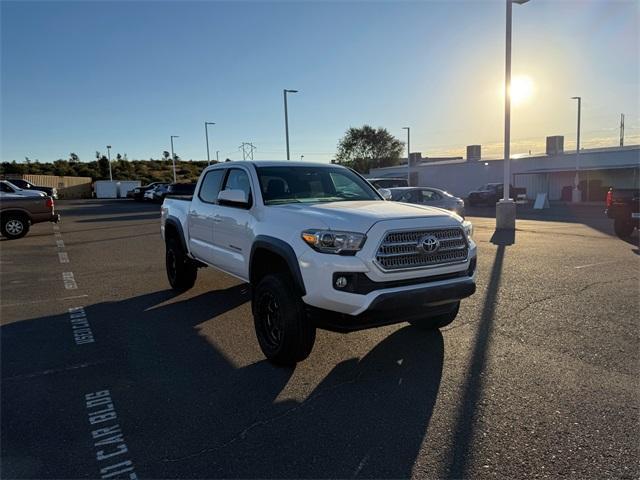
left=368, top=139, right=640, bottom=202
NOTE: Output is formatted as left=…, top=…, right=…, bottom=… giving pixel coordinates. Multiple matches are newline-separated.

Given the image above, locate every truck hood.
left=275, top=200, right=458, bottom=232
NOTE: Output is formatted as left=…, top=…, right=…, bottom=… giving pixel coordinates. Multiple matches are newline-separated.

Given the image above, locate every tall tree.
left=335, top=125, right=404, bottom=173
left=97, top=155, right=110, bottom=179
left=69, top=152, right=79, bottom=163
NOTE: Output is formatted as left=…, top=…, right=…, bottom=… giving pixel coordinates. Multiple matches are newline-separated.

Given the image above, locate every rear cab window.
left=198, top=169, right=225, bottom=203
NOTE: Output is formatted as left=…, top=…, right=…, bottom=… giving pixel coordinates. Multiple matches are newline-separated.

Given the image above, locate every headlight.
left=462, top=220, right=473, bottom=239
left=301, top=230, right=366, bottom=254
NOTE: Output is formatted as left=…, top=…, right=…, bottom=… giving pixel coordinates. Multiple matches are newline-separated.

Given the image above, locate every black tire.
left=614, top=217, right=635, bottom=239
left=409, top=301, right=460, bottom=330
left=253, top=273, right=316, bottom=365
left=165, top=237, right=197, bottom=290
left=1, top=214, right=30, bottom=240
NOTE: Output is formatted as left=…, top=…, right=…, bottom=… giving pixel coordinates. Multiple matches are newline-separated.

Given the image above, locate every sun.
left=509, top=75, right=534, bottom=106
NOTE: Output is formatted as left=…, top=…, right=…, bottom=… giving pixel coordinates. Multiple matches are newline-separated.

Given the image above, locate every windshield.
left=256, top=166, right=380, bottom=205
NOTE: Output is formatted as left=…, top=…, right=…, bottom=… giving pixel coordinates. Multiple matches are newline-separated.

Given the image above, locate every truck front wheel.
left=253, top=273, right=316, bottom=365
left=409, top=301, right=460, bottom=330
left=165, top=237, right=197, bottom=290
left=614, top=217, right=635, bottom=238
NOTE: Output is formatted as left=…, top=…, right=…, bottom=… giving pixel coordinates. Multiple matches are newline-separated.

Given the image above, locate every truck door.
left=187, top=168, right=225, bottom=264
left=212, top=167, right=256, bottom=280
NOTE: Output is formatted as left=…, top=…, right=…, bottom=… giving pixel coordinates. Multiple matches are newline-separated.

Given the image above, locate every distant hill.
left=0, top=159, right=213, bottom=184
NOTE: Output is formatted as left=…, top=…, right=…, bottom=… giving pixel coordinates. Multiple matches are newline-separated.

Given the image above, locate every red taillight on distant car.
left=46, top=197, right=54, bottom=209
left=606, top=189, right=613, bottom=208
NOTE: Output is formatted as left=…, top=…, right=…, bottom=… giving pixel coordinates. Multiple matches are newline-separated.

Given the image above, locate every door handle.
left=212, top=215, right=222, bottom=223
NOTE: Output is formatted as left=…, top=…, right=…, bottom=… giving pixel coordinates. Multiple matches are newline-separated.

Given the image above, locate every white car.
left=1, top=180, right=48, bottom=198
left=161, top=161, right=477, bottom=365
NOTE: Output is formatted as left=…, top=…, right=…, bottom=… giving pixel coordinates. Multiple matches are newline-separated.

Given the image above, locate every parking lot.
left=1, top=199, right=638, bottom=479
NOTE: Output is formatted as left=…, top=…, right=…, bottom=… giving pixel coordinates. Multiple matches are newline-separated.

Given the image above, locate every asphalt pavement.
left=1, top=199, right=638, bottom=479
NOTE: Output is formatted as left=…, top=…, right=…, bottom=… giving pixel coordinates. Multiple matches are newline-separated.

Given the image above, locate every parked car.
left=0, top=180, right=48, bottom=198
left=161, top=161, right=476, bottom=365
left=5, top=179, right=58, bottom=199
left=388, top=187, right=465, bottom=216
left=129, top=182, right=169, bottom=201
left=605, top=187, right=639, bottom=238
left=367, top=177, right=409, bottom=189
left=146, top=184, right=170, bottom=202
left=467, top=183, right=526, bottom=206
left=166, top=183, right=197, bottom=197
left=0, top=193, right=60, bottom=239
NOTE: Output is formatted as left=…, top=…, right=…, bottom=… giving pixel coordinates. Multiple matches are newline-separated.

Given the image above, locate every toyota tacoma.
left=161, top=161, right=477, bottom=364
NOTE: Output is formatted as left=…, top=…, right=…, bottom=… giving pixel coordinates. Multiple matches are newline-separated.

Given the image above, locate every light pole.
left=402, top=127, right=410, bottom=185
left=300, top=155, right=304, bottom=161
left=571, top=96, right=581, bottom=203
left=496, top=0, right=529, bottom=230
left=204, top=122, right=215, bottom=165
left=283, top=89, right=298, bottom=160
left=216, top=150, right=220, bottom=163
left=106, top=145, right=113, bottom=181
left=170, top=135, right=179, bottom=183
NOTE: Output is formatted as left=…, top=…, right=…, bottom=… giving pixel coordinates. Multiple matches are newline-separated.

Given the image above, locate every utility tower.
left=239, top=143, right=257, bottom=161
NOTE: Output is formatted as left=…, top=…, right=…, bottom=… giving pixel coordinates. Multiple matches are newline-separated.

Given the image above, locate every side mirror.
left=379, top=188, right=392, bottom=201
left=218, top=189, right=250, bottom=207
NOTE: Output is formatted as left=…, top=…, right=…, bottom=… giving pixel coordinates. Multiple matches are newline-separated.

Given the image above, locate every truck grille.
left=375, top=228, right=468, bottom=271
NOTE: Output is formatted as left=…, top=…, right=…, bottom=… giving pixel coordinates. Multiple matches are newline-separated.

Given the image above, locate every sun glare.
left=509, top=75, right=534, bottom=106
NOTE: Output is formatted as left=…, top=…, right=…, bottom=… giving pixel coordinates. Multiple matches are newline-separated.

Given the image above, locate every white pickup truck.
left=161, top=161, right=477, bottom=364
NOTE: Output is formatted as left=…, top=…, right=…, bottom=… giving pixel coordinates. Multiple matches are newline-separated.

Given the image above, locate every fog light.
left=335, top=276, right=348, bottom=289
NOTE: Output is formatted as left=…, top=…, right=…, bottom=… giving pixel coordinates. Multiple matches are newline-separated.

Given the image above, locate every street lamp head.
left=106, top=145, right=111, bottom=149
left=571, top=96, right=581, bottom=100
left=512, top=0, right=530, bottom=4
left=402, top=127, right=409, bottom=130
left=285, top=89, right=298, bottom=93
left=206, top=122, right=215, bottom=125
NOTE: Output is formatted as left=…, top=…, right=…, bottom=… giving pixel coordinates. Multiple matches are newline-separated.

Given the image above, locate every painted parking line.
left=56, top=239, right=65, bottom=249
left=59, top=252, right=70, bottom=263
left=85, top=390, right=138, bottom=479
left=69, top=307, right=95, bottom=345
left=62, top=272, right=78, bottom=290
left=0, top=294, right=89, bottom=308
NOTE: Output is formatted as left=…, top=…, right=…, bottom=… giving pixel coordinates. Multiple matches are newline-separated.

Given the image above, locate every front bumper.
left=298, top=238, right=477, bottom=316
left=309, top=279, right=475, bottom=332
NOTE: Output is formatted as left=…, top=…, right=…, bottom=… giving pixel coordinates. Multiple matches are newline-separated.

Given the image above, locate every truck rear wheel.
left=165, top=237, right=197, bottom=290
left=614, top=217, right=635, bottom=238
left=253, top=273, right=316, bottom=366
left=409, top=301, right=460, bottom=330
left=1, top=214, right=30, bottom=240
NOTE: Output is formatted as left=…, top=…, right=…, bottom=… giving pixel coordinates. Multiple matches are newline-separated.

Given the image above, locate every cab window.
left=198, top=169, right=225, bottom=204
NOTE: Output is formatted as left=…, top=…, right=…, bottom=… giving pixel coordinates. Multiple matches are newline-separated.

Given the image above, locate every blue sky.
left=1, top=0, right=638, bottom=163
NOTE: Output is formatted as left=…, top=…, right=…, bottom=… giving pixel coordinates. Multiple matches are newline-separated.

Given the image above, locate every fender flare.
left=250, top=235, right=306, bottom=296
left=164, top=216, right=188, bottom=253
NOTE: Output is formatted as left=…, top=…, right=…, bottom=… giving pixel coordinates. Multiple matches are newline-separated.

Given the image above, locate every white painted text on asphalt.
left=85, top=390, right=137, bottom=479
left=69, top=307, right=94, bottom=344
left=62, top=272, right=77, bottom=289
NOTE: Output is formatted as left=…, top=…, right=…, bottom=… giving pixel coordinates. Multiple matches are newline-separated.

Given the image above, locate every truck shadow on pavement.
left=444, top=232, right=507, bottom=479
left=2, top=284, right=445, bottom=478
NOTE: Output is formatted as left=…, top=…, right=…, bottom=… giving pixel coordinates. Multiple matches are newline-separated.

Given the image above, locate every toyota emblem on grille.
left=418, top=234, right=440, bottom=254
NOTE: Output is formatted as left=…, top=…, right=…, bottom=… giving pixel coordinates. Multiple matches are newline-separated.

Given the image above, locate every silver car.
left=388, top=187, right=465, bottom=216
